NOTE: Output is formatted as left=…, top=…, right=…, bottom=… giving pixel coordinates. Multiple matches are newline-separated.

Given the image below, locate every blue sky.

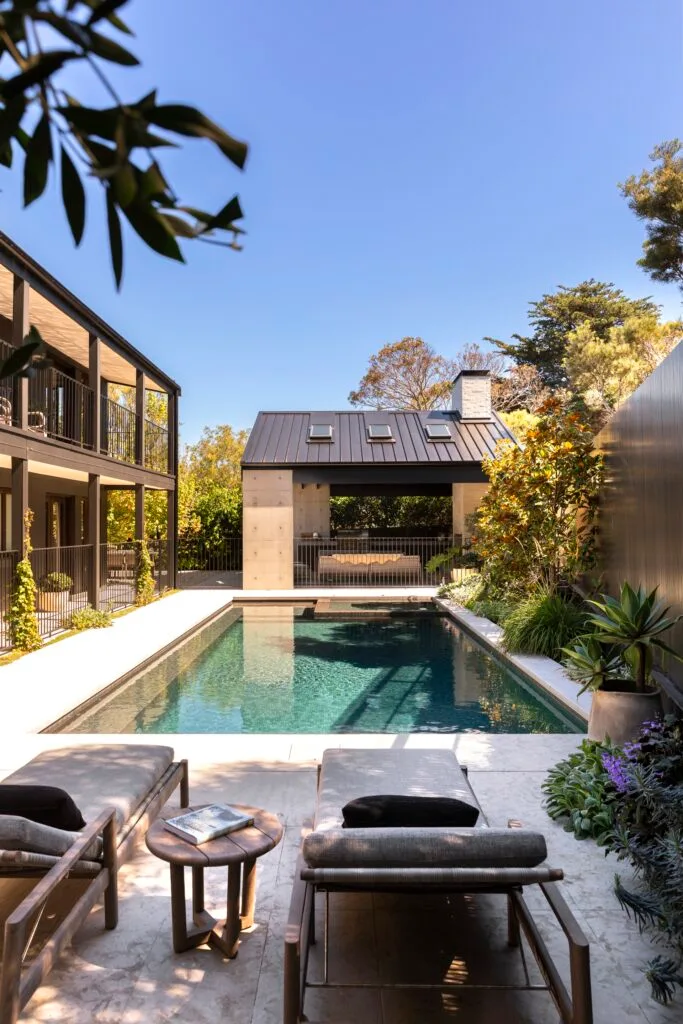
left=2, top=0, right=682, bottom=445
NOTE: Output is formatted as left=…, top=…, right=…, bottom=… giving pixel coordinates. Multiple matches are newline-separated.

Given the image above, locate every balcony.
left=0, top=340, right=170, bottom=473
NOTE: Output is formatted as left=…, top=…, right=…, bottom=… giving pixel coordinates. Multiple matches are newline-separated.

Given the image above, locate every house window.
left=367, top=424, right=393, bottom=441
left=308, top=424, right=333, bottom=442
left=425, top=423, right=453, bottom=440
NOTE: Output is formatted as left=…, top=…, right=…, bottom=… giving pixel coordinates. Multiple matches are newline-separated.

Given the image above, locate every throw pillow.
left=0, top=785, right=86, bottom=830
left=342, top=794, right=479, bottom=828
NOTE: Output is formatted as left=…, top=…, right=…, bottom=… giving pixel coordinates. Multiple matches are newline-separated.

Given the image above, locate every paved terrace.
left=0, top=591, right=677, bottom=1023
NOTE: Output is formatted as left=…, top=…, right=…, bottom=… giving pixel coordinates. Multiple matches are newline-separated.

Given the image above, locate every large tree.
left=183, top=424, right=249, bottom=491
left=488, top=281, right=660, bottom=389
left=348, top=337, right=504, bottom=410
left=0, top=0, right=247, bottom=287
left=620, top=140, right=683, bottom=289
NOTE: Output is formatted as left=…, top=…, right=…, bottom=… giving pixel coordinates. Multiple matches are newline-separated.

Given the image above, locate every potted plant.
left=37, top=571, right=72, bottom=612
left=563, top=583, right=682, bottom=744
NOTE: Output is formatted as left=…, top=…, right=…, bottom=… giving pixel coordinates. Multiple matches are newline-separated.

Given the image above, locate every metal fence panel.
left=294, top=536, right=463, bottom=587
left=30, top=545, right=93, bottom=638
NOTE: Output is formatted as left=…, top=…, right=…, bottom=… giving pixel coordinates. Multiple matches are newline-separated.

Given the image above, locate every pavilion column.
left=293, top=483, right=330, bottom=538
left=135, top=368, right=145, bottom=467
left=452, top=483, right=489, bottom=543
left=12, top=276, right=29, bottom=430
left=88, top=473, right=101, bottom=609
left=11, top=457, right=28, bottom=556
left=242, top=470, right=294, bottom=590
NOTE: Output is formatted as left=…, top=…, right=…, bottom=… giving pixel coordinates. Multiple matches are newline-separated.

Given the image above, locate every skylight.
left=425, top=423, right=453, bottom=440
left=308, top=424, right=333, bottom=441
left=367, top=423, right=393, bottom=441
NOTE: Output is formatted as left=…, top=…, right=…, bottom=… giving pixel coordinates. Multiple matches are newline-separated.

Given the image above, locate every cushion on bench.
left=314, top=749, right=486, bottom=832
left=303, top=826, right=547, bottom=869
left=1, top=745, right=174, bottom=829
left=0, top=816, right=102, bottom=862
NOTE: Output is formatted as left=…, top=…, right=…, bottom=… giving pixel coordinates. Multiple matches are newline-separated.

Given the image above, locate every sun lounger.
left=0, top=744, right=189, bottom=1024
left=284, top=748, right=592, bottom=1024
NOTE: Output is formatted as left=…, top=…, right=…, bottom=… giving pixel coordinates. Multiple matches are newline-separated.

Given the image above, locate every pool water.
left=64, top=605, right=583, bottom=734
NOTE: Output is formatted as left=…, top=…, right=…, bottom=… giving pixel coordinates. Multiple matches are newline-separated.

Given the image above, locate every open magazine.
left=164, top=804, right=254, bottom=845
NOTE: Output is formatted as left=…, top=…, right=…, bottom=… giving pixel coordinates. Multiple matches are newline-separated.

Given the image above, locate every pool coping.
left=434, top=597, right=591, bottom=722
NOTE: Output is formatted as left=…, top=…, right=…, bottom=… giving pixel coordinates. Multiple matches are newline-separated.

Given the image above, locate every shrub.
left=135, top=540, right=156, bottom=606
left=542, top=738, right=618, bottom=843
left=437, top=572, right=483, bottom=604
left=466, top=597, right=513, bottom=625
left=62, top=606, right=113, bottom=630
left=7, top=510, right=41, bottom=653
left=502, top=590, right=586, bottom=659
left=38, top=571, right=72, bottom=593
left=601, top=717, right=683, bottom=1004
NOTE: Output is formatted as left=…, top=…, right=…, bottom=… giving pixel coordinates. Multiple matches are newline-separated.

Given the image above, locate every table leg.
left=215, top=863, right=242, bottom=958
left=241, top=858, right=257, bottom=929
left=169, top=864, right=213, bottom=954
left=192, top=866, right=205, bottom=919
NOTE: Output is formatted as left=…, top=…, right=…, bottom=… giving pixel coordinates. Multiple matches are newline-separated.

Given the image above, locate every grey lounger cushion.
left=1, top=744, right=174, bottom=830
left=0, top=816, right=102, bottom=862
left=303, top=826, right=547, bottom=868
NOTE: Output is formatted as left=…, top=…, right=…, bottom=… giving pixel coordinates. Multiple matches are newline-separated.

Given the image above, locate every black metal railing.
left=101, top=540, right=168, bottom=610
left=0, top=550, right=19, bottom=649
left=28, top=366, right=95, bottom=448
left=0, top=340, right=16, bottom=427
left=177, top=536, right=242, bottom=572
left=29, top=544, right=93, bottom=638
left=294, top=536, right=465, bottom=587
left=101, top=396, right=138, bottom=465
left=144, top=420, right=169, bottom=473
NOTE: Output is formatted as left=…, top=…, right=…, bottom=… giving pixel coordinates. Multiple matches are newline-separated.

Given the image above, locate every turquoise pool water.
left=64, top=605, right=583, bottom=734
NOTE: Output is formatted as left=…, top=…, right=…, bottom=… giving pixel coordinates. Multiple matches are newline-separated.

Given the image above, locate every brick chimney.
left=451, top=369, right=492, bottom=420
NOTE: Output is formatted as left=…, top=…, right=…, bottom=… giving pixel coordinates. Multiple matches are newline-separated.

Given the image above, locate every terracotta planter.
left=37, top=591, right=68, bottom=613
left=587, top=689, right=661, bottom=745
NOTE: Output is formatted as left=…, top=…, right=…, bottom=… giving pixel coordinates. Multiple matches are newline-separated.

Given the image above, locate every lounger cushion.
left=303, top=826, right=547, bottom=869
left=1, top=745, right=175, bottom=830
left=0, top=816, right=102, bottom=862
left=342, top=795, right=479, bottom=828
left=315, top=749, right=486, bottom=831
left=0, top=785, right=86, bottom=830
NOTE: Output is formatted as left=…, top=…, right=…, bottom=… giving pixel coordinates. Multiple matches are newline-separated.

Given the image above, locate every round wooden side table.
left=146, top=804, right=283, bottom=958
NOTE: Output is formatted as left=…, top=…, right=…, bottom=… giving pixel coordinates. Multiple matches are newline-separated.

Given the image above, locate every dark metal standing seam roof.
left=241, top=410, right=516, bottom=466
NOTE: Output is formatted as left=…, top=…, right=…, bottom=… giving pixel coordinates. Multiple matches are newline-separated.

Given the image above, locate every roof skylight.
left=425, top=423, right=453, bottom=440
left=367, top=424, right=393, bottom=441
left=308, top=424, right=333, bottom=441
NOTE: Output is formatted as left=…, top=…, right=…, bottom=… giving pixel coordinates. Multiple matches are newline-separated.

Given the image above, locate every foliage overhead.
left=488, top=280, right=660, bottom=389
left=0, top=0, right=247, bottom=287
left=620, top=140, right=683, bottom=289
left=563, top=316, right=682, bottom=417
left=472, top=398, right=603, bottom=594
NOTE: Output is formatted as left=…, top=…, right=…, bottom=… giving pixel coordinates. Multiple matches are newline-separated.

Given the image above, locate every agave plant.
left=562, top=636, right=624, bottom=695
left=585, top=583, right=683, bottom=693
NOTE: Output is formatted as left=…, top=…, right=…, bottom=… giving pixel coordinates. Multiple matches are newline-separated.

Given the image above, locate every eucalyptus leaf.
left=60, top=145, right=86, bottom=244
left=23, top=113, right=52, bottom=206
left=106, top=188, right=123, bottom=287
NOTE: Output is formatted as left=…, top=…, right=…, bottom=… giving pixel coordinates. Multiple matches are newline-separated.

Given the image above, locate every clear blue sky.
left=2, top=0, right=682, bottom=445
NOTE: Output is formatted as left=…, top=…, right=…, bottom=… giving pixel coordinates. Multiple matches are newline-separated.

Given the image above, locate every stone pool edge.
left=435, top=597, right=591, bottom=724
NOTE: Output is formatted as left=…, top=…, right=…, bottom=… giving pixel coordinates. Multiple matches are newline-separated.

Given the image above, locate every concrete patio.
left=0, top=732, right=678, bottom=1024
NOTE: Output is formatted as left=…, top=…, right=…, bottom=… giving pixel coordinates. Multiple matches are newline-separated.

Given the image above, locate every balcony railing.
left=0, top=339, right=15, bottom=426
left=144, top=419, right=169, bottom=473
left=28, top=365, right=95, bottom=448
left=101, top=395, right=138, bottom=465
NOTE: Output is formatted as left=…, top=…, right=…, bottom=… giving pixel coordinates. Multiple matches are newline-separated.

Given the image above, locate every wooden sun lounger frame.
left=0, top=759, right=189, bottom=1024
left=284, top=771, right=593, bottom=1024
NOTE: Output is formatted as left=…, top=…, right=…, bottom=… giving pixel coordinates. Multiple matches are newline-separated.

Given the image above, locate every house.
left=240, top=370, right=514, bottom=588
left=0, top=232, right=180, bottom=638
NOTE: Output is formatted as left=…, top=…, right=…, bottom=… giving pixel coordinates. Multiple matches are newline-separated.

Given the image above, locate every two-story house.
left=0, top=232, right=180, bottom=645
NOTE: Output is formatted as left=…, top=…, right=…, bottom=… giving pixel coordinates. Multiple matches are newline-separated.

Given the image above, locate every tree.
left=349, top=337, right=456, bottom=410
left=563, top=317, right=682, bottom=416
left=498, top=408, right=539, bottom=439
left=620, top=140, right=683, bottom=288
left=0, top=0, right=247, bottom=287
left=488, top=281, right=660, bottom=389
left=329, top=495, right=452, bottom=532
left=183, top=424, right=249, bottom=491
left=473, top=399, right=603, bottom=595
left=7, top=509, right=42, bottom=651
left=452, top=342, right=507, bottom=377
left=491, top=363, right=550, bottom=413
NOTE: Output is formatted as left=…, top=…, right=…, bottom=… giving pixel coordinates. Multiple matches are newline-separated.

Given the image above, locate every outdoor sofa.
left=284, top=748, right=593, bottom=1024
left=0, top=744, right=189, bottom=1024
left=317, top=553, right=422, bottom=583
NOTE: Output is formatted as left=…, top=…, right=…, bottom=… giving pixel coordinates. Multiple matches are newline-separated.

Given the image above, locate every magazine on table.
left=164, top=804, right=254, bottom=845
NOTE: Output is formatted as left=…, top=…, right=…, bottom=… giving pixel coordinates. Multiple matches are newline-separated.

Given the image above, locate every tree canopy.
left=621, top=140, right=683, bottom=289
left=488, top=281, right=660, bottom=389
left=0, top=0, right=247, bottom=287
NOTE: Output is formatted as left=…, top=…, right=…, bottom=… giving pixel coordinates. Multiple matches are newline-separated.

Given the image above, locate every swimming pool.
left=62, top=604, right=583, bottom=734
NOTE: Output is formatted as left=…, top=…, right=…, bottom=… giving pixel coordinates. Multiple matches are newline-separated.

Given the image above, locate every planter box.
left=37, top=591, right=69, bottom=613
